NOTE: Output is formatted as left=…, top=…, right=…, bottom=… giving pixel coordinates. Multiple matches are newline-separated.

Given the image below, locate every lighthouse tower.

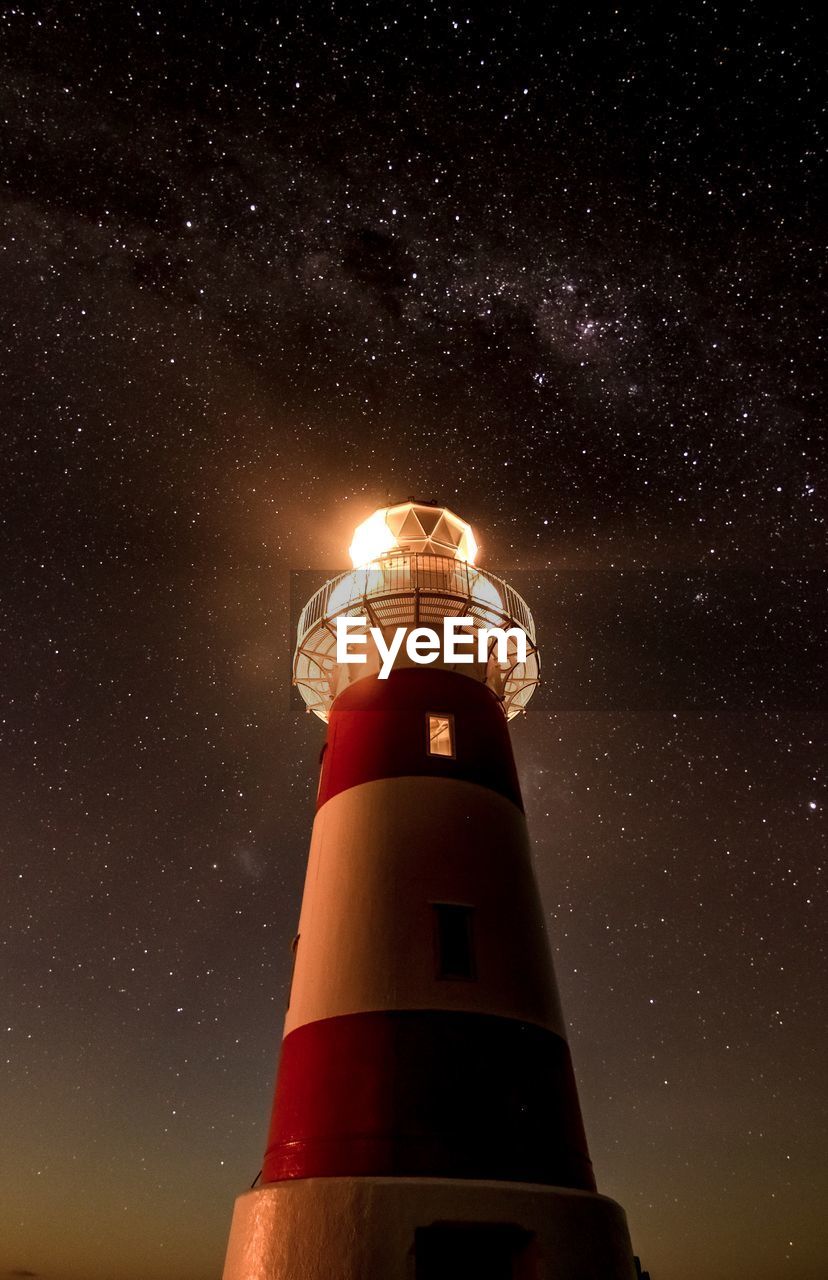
left=223, top=502, right=636, bottom=1279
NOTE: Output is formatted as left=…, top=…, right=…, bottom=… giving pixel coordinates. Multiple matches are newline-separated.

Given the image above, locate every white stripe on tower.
left=285, top=775, right=566, bottom=1037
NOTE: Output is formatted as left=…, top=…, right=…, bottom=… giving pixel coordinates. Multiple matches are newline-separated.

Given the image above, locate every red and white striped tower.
left=223, top=502, right=636, bottom=1279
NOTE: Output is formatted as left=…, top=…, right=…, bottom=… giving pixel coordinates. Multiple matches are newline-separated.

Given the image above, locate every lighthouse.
left=222, top=501, right=637, bottom=1279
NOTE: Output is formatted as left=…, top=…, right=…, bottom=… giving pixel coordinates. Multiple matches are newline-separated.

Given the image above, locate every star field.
left=0, top=5, right=824, bottom=1279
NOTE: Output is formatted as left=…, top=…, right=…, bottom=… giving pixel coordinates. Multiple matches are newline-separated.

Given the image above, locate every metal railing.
left=296, top=554, right=536, bottom=650
left=293, top=553, right=540, bottom=721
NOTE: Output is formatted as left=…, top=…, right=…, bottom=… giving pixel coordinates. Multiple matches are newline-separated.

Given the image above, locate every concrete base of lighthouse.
left=222, top=1177, right=637, bottom=1279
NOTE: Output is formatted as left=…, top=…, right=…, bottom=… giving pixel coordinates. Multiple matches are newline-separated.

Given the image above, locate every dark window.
left=415, top=1223, right=536, bottom=1280
left=286, top=933, right=300, bottom=1008
left=316, top=744, right=328, bottom=800
left=433, top=904, right=475, bottom=980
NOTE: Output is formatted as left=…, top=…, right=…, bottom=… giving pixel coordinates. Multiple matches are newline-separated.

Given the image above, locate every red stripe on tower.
left=316, top=667, right=524, bottom=811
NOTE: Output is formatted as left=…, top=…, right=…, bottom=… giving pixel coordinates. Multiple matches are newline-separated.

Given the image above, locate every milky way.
left=0, top=7, right=824, bottom=1279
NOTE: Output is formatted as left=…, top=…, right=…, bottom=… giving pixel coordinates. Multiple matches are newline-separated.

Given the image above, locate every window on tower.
left=415, top=1222, right=535, bottom=1278
left=427, top=712, right=455, bottom=757
left=286, top=933, right=300, bottom=1008
left=433, top=904, right=475, bottom=980
left=316, top=743, right=327, bottom=800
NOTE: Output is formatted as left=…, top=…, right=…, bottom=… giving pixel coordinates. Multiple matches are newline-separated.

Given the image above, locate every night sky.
left=1, top=4, right=825, bottom=1278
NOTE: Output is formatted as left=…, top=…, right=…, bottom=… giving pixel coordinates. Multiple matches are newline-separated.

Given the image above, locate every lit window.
left=427, top=713, right=455, bottom=757
left=433, top=904, right=475, bottom=980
